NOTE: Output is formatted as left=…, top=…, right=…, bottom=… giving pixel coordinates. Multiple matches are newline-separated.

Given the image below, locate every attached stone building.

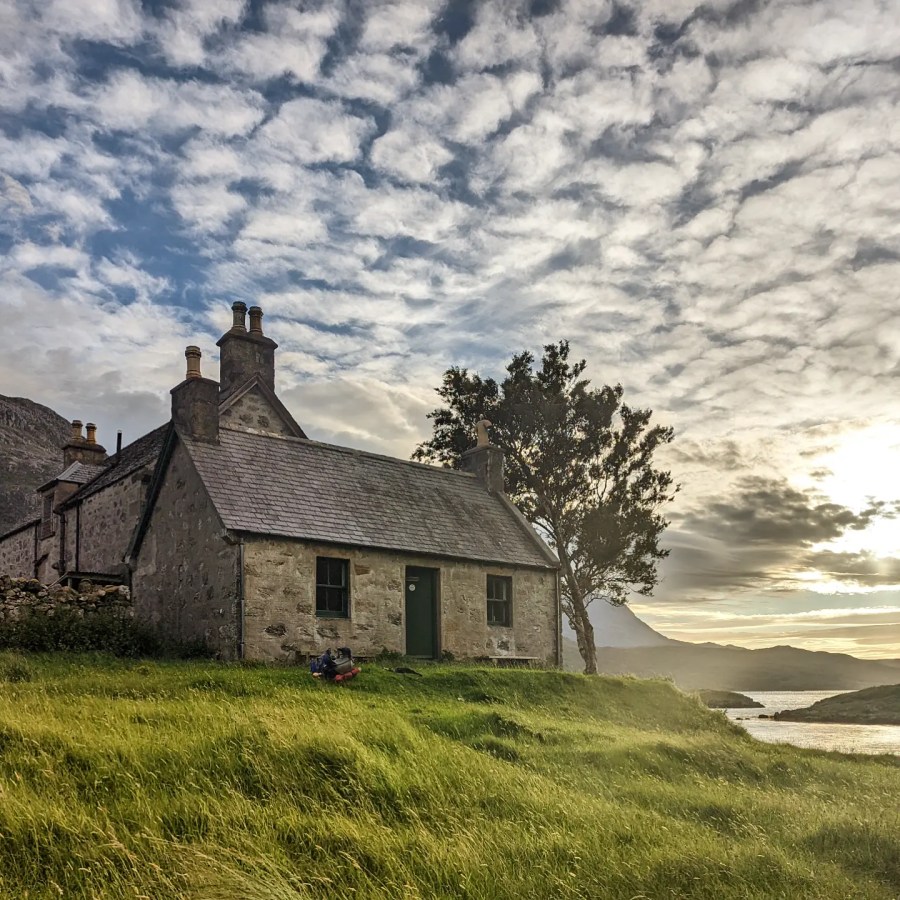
left=0, top=303, right=561, bottom=664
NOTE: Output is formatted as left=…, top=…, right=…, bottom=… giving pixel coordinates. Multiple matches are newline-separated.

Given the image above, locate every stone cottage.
left=0, top=303, right=561, bottom=664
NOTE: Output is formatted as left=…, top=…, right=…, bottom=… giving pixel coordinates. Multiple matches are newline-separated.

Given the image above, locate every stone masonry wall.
left=0, top=524, right=36, bottom=579
left=219, top=386, right=293, bottom=437
left=0, top=574, right=130, bottom=623
left=65, top=471, right=150, bottom=576
left=243, top=537, right=559, bottom=664
left=132, top=440, right=239, bottom=657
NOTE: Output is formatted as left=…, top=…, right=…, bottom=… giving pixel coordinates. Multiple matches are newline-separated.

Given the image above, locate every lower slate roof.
left=63, top=425, right=168, bottom=506
left=57, top=462, right=108, bottom=484
left=182, top=428, right=558, bottom=570
left=38, top=461, right=107, bottom=492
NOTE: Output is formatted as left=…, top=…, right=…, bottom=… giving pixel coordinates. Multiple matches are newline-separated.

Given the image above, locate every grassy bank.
left=0, top=653, right=898, bottom=899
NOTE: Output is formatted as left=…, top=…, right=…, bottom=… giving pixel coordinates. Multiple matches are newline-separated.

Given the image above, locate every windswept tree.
left=414, top=342, right=678, bottom=674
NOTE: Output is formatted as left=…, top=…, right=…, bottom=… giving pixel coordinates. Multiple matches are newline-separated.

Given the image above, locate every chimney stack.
left=171, top=346, right=219, bottom=443
left=63, top=419, right=107, bottom=467
left=216, top=301, right=278, bottom=399
left=461, top=419, right=505, bottom=494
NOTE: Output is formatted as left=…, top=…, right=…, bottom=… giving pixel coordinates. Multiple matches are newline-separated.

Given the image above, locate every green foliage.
left=414, top=341, right=678, bottom=672
left=0, top=608, right=162, bottom=657
left=0, top=655, right=898, bottom=899
left=0, top=652, right=33, bottom=682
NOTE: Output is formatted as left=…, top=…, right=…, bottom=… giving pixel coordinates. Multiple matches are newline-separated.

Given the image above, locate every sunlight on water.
left=724, top=691, right=900, bottom=756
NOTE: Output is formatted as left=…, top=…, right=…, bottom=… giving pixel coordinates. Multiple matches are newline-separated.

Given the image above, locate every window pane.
left=486, top=576, right=512, bottom=626
left=316, top=557, right=349, bottom=617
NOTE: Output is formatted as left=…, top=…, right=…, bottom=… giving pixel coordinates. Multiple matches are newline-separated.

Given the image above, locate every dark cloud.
left=683, top=476, right=891, bottom=547
left=804, top=550, right=900, bottom=586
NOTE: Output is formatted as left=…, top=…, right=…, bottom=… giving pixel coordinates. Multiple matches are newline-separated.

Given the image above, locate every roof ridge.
left=217, top=427, right=477, bottom=479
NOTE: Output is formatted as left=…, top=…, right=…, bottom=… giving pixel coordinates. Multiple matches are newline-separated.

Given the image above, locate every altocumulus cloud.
left=2, top=0, right=900, bottom=654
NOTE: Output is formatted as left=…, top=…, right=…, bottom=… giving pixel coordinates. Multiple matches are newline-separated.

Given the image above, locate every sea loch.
left=726, top=691, right=900, bottom=755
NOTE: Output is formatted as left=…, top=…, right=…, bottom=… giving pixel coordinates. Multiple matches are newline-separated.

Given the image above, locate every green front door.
left=405, top=567, right=438, bottom=658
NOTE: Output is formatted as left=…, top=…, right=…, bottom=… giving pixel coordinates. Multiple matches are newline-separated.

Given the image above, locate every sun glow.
left=813, top=422, right=900, bottom=509
left=805, top=422, right=900, bottom=558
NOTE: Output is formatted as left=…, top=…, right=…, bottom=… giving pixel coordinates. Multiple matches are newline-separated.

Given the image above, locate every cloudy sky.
left=2, top=0, right=899, bottom=658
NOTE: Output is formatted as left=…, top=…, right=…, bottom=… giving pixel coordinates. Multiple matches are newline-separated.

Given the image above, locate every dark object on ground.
left=310, top=647, right=360, bottom=683
left=389, top=666, right=423, bottom=676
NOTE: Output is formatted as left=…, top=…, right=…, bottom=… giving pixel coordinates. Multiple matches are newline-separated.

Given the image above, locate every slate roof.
left=182, top=428, right=557, bottom=569
left=64, top=424, right=169, bottom=505
left=56, top=462, right=108, bottom=484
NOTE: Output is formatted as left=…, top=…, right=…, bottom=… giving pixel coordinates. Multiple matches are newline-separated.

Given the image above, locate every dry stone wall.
left=0, top=574, right=131, bottom=622
left=243, top=537, right=559, bottom=664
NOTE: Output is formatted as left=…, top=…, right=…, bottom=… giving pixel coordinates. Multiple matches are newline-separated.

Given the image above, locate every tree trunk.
left=569, top=586, right=598, bottom=675
left=557, top=549, right=598, bottom=675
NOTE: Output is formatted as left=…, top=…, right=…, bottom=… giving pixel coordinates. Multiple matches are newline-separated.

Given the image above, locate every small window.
left=316, top=557, right=349, bottom=618
left=40, top=493, right=55, bottom=539
left=487, top=574, right=512, bottom=626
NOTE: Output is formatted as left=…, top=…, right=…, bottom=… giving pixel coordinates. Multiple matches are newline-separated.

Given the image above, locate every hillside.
left=563, top=605, right=900, bottom=690
left=776, top=683, right=900, bottom=725
left=1, top=653, right=899, bottom=899
left=588, top=641, right=900, bottom=691
left=0, top=395, right=69, bottom=534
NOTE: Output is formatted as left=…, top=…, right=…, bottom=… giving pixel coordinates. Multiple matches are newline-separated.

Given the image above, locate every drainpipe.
left=58, top=510, right=66, bottom=576
left=236, top=535, right=245, bottom=660
left=555, top=569, right=563, bottom=668
left=75, top=502, right=82, bottom=573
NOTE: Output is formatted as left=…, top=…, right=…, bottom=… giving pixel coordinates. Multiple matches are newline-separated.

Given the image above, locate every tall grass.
left=0, top=652, right=898, bottom=898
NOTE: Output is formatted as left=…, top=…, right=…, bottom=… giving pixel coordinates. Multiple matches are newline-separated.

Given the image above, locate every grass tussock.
left=0, top=653, right=898, bottom=899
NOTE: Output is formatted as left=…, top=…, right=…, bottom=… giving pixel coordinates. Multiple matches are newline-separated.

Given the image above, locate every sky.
left=2, top=0, right=899, bottom=659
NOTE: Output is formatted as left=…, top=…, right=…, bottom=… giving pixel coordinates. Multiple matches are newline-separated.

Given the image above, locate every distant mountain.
left=562, top=604, right=900, bottom=691
left=592, top=643, right=900, bottom=691
left=590, top=600, right=679, bottom=649
left=0, top=395, right=69, bottom=534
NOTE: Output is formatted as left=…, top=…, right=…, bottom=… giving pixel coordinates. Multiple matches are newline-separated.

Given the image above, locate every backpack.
left=310, top=647, right=359, bottom=681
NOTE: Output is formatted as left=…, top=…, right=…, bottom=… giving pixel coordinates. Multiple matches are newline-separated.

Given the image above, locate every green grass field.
left=1, top=651, right=898, bottom=899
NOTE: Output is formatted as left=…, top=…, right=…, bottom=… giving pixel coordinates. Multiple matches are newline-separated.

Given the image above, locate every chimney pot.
left=248, top=306, right=264, bottom=335
left=231, top=301, right=248, bottom=332
left=185, top=345, right=202, bottom=379
left=116, top=431, right=123, bottom=455
left=70, top=420, right=83, bottom=443
left=476, top=419, right=492, bottom=447
left=85, top=423, right=97, bottom=445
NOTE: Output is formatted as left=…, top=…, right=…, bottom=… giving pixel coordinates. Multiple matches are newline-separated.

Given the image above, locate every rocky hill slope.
left=0, top=395, right=69, bottom=534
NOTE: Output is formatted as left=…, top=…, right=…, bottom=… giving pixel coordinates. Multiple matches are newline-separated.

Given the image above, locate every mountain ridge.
left=0, top=395, right=70, bottom=534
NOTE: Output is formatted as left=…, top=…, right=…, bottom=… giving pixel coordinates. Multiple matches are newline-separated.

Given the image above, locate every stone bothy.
left=0, top=304, right=561, bottom=665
